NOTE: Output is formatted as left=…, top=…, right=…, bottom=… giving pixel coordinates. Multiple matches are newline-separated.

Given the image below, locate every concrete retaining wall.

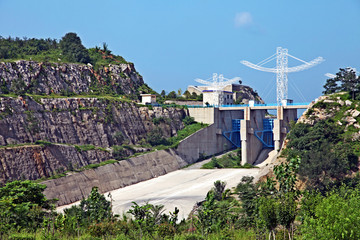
left=43, top=149, right=187, bottom=206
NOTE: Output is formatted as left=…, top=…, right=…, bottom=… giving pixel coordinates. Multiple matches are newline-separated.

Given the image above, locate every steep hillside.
left=0, top=53, right=192, bottom=184
left=282, top=92, right=360, bottom=189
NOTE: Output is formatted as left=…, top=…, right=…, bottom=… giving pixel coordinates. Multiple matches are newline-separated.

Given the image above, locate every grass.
left=201, top=149, right=256, bottom=169
left=0, top=142, right=37, bottom=149
left=79, top=159, right=118, bottom=171
left=153, top=122, right=208, bottom=150
left=3, top=228, right=256, bottom=240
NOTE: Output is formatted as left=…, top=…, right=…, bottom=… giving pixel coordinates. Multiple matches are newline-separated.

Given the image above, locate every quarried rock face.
left=0, top=144, right=111, bottom=183
left=0, top=96, right=185, bottom=147
left=0, top=60, right=143, bottom=95
left=0, top=96, right=187, bottom=183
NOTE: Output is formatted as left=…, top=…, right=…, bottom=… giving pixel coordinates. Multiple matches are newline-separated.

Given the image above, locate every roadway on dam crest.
left=57, top=164, right=261, bottom=220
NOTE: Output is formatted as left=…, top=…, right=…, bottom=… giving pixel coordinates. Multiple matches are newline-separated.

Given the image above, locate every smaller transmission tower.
left=241, top=47, right=324, bottom=105
left=195, top=73, right=241, bottom=106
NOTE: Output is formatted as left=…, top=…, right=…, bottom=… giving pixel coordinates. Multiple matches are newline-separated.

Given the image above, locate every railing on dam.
left=185, top=102, right=311, bottom=108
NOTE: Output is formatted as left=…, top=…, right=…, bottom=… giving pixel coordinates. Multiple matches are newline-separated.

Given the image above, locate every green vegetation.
left=150, top=122, right=207, bottom=150
left=323, top=67, right=360, bottom=99
left=300, top=185, right=360, bottom=240
left=201, top=148, right=255, bottom=169
left=285, top=110, right=359, bottom=191
left=182, top=116, right=195, bottom=126
left=0, top=180, right=53, bottom=234
left=59, top=32, right=91, bottom=64
left=2, top=154, right=360, bottom=239
left=0, top=34, right=127, bottom=66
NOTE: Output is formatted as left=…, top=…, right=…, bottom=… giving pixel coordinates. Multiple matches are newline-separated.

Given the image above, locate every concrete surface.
left=44, top=149, right=189, bottom=206
left=57, top=167, right=260, bottom=220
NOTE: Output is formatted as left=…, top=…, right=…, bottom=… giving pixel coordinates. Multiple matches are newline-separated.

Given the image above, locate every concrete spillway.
left=58, top=166, right=260, bottom=219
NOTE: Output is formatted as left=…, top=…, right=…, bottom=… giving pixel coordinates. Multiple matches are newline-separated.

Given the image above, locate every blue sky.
left=0, top=0, right=359, bottom=103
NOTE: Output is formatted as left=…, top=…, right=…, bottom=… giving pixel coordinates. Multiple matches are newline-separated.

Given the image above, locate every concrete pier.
left=188, top=104, right=303, bottom=165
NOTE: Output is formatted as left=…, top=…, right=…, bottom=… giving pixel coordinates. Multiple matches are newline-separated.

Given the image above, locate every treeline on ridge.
left=0, top=33, right=127, bottom=66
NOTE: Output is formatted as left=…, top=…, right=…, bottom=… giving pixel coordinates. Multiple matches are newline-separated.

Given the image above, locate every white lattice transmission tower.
left=195, top=73, right=241, bottom=106
left=241, top=47, right=324, bottom=105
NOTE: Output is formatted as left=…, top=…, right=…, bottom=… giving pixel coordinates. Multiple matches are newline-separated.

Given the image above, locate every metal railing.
left=186, top=102, right=310, bottom=108
left=150, top=102, right=311, bottom=109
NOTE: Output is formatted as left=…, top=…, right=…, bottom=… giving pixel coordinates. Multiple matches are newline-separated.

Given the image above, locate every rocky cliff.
left=0, top=96, right=185, bottom=146
left=0, top=60, right=189, bottom=184
left=0, top=60, right=143, bottom=96
left=298, top=93, right=360, bottom=139
left=0, top=96, right=186, bottom=183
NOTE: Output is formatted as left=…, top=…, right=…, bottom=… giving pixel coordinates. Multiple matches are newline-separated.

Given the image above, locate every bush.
left=112, top=145, right=128, bottom=160
left=301, top=187, right=360, bottom=240
left=113, top=131, right=125, bottom=144
left=64, top=187, right=112, bottom=228
left=74, top=144, right=96, bottom=152
left=182, top=116, right=195, bottom=126
left=8, top=234, right=35, bottom=240
left=157, top=222, right=176, bottom=238
left=146, top=127, right=168, bottom=146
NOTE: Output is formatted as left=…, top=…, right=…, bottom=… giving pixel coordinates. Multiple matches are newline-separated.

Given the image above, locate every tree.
left=102, top=42, right=111, bottom=55
left=59, top=32, right=91, bottom=64
left=236, top=176, right=258, bottom=226
left=0, top=180, right=53, bottom=230
left=183, top=90, right=191, bottom=99
left=64, top=186, right=112, bottom=231
left=277, top=192, right=297, bottom=240
left=258, top=197, right=278, bottom=240
left=337, top=67, right=359, bottom=100
left=211, top=180, right=226, bottom=201
left=322, top=67, right=360, bottom=99
left=79, top=186, right=112, bottom=222
left=286, top=120, right=358, bottom=189
left=323, top=77, right=339, bottom=95
left=273, top=157, right=301, bottom=194
left=182, top=116, right=195, bottom=126
left=191, top=92, right=198, bottom=99
left=167, top=91, right=177, bottom=99
left=160, top=90, right=166, bottom=98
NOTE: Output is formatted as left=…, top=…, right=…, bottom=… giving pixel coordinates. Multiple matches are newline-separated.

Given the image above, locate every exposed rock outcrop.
left=0, top=144, right=111, bottom=183
left=299, top=94, right=360, bottom=141
left=0, top=96, right=186, bottom=147
left=0, top=60, right=143, bottom=95
left=0, top=96, right=187, bottom=183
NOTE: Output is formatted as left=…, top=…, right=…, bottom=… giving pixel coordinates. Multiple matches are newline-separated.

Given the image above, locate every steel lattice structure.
left=195, top=73, right=241, bottom=106
left=241, top=47, right=324, bottom=105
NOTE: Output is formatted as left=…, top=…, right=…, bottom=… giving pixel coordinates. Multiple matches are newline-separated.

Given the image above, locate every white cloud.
left=234, top=12, right=253, bottom=28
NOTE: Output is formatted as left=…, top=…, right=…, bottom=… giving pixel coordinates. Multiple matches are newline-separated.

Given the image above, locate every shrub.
left=112, top=145, right=128, bottom=160
left=146, top=127, right=168, bottom=146
left=157, top=222, right=176, bottom=238
left=182, top=116, right=195, bottom=126
left=113, top=131, right=125, bottom=144
left=301, top=187, right=360, bottom=240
